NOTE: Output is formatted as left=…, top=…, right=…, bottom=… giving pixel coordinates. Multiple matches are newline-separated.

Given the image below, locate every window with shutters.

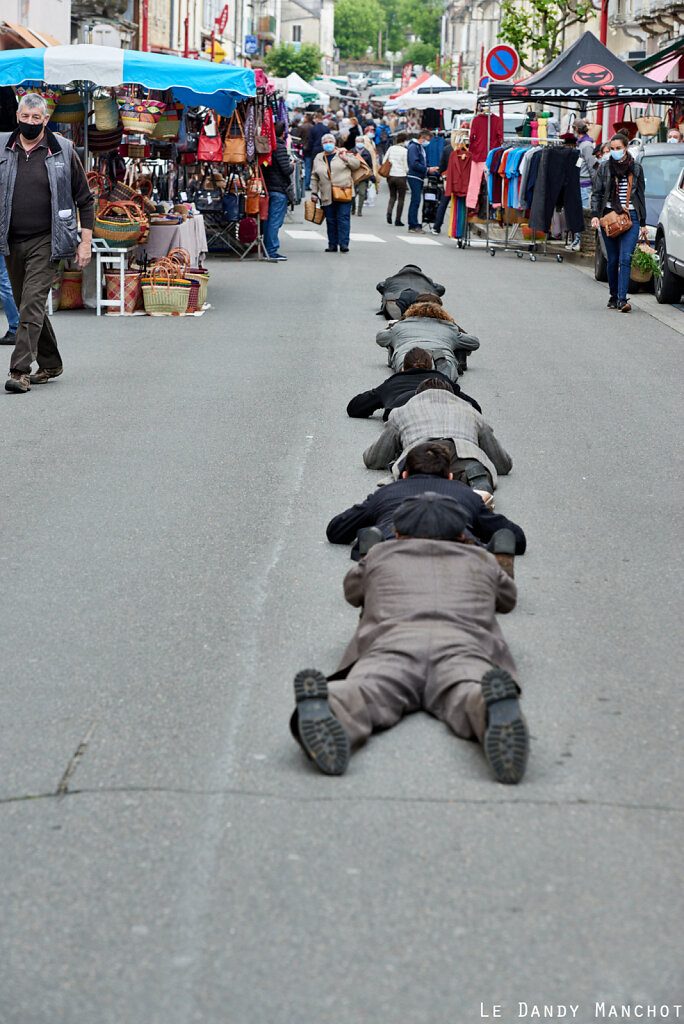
left=293, top=25, right=302, bottom=42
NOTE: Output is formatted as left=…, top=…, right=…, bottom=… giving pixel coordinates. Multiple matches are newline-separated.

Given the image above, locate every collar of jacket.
left=7, top=126, right=62, bottom=156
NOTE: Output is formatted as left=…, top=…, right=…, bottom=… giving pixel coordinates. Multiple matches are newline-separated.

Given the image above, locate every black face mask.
left=17, top=121, right=44, bottom=141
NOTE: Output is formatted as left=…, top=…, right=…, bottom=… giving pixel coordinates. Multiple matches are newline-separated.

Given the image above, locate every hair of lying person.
left=414, top=292, right=443, bottom=306
left=404, top=442, right=452, bottom=478
left=402, top=301, right=455, bottom=323
left=416, top=377, right=455, bottom=395
left=403, top=347, right=434, bottom=370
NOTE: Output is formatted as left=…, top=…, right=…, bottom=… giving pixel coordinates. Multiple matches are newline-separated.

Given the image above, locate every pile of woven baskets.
left=141, top=247, right=209, bottom=316
left=89, top=172, right=152, bottom=248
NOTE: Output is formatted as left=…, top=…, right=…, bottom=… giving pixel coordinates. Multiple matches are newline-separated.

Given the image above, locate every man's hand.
left=74, top=240, right=91, bottom=269
left=590, top=216, right=600, bottom=230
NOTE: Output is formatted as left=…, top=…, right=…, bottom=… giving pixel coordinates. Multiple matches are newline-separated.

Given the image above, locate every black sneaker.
left=325, top=247, right=337, bottom=253
left=340, top=247, right=349, bottom=253
left=0, top=330, right=16, bottom=345
left=386, top=213, right=392, bottom=224
left=607, top=296, right=618, bottom=309
left=292, top=669, right=349, bottom=775
left=481, top=668, right=528, bottom=784
left=395, top=220, right=405, bottom=227
left=617, top=299, right=631, bottom=312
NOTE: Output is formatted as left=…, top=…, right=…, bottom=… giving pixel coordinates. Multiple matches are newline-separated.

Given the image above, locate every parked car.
left=594, top=142, right=684, bottom=289
left=654, top=161, right=684, bottom=302
left=347, top=72, right=368, bottom=90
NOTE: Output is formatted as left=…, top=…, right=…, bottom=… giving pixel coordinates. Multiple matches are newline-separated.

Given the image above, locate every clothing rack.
left=484, top=134, right=567, bottom=263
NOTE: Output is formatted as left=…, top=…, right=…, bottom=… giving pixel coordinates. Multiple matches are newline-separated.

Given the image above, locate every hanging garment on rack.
left=466, top=160, right=487, bottom=209
left=485, top=147, right=505, bottom=205
left=422, top=108, right=441, bottom=132
left=528, top=147, right=584, bottom=235
left=445, top=148, right=471, bottom=198
left=469, top=112, right=503, bottom=162
left=447, top=195, right=467, bottom=238
left=501, top=147, right=529, bottom=208
left=426, top=134, right=445, bottom=167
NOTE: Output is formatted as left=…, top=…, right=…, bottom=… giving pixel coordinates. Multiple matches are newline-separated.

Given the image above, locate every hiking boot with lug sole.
left=5, top=371, right=31, bottom=393
left=292, top=668, right=349, bottom=775
left=481, top=668, right=528, bottom=784
left=29, top=366, right=63, bottom=385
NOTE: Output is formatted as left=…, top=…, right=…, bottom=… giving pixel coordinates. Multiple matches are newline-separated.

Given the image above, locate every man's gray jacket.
left=362, top=389, right=512, bottom=485
left=376, top=317, right=480, bottom=379
left=0, top=129, right=80, bottom=260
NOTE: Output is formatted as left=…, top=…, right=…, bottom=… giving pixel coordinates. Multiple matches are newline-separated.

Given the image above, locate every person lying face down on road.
left=376, top=264, right=446, bottom=319
left=346, top=346, right=481, bottom=421
left=327, top=441, right=526, bottom=561
left=363, top=378, right=512, bottom=491
left=291, top=491, right=529, bottom=783
left=376, top=301, right=480, bottom=380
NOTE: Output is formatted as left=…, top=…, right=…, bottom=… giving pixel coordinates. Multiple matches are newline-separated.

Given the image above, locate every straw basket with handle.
left=167, top=248, right=208, bottom=313
left=94, top=200, right=148, bottom=247
left=53, top=87, right=85, bottom=124
left=93, top=91, right=119, bottom=130
left=636, top=102, right=662, bottom=138
left=305, top=195, right=325, bottom=224
left=152, top=103, right=182, bottom=140
left=586, top=123, right=602, bottom=142
left=118, top=98, right=165, bottom=136
left=104, top=268, right=145, bottom=313
left=141, top=258, right=192, bottom=315
left=86, top=171, right=112, bottom=215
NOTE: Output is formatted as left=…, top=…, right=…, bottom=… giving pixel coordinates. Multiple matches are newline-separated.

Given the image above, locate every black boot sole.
left=293, top=669, right=350, bottom=776
left=481, top=669, right=528, bottom=784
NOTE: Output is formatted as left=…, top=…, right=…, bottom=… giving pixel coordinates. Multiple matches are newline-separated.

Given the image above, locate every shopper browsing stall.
left=590, top=134, right=647, bottom=313
left=262, top=122, right=293, bottom=262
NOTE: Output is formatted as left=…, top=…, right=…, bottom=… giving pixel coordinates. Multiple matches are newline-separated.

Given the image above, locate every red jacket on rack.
left=469, top=113, right=503, bottom=162
left=445, top=149, right=472, bottom=197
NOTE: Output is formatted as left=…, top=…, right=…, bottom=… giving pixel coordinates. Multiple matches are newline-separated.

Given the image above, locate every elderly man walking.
left=0, top=91, right=94, bottom=393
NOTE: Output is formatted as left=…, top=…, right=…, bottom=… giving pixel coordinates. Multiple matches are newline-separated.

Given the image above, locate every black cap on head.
left=393, top=492, right=467, bottom=540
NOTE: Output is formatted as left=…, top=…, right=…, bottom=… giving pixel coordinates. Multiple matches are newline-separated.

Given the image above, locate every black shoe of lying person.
left=487, top=528, right=516, bottom=578
left=292, top=669, right=350, bottom=775
left=481, top=668, right=528, bottom=784
left=357, top=526, right=384, bottom=557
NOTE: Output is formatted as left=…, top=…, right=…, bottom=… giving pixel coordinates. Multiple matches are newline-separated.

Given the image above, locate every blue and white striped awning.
left=0, top=44, right=256, bottom=114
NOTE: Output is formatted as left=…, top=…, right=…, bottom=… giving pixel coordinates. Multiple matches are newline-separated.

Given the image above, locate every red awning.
left=390, top=71, right=430, bottom=100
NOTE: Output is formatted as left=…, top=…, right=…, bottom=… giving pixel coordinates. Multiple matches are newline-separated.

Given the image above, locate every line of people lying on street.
left=289, top=264, right=529, bottom=785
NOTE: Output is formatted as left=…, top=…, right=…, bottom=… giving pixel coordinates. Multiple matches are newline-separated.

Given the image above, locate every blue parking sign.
left=245, top=35, right=258, bottom=54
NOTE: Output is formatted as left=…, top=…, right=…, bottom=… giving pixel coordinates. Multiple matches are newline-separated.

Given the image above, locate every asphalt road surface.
left=1, top=199, right=682, bottom=1024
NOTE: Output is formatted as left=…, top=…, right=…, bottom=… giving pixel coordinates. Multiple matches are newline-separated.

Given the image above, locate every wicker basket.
left=53, top=89, right=85, bottom=124
left=60, top=269, right=84, bottom=309
left=118, top=99, right=164, bottom=136
left=94, top=93, right=119, bottom=130
left=151, top=105, right=181, bottom=140
left=186, top=268, right=209, bottom=311
left=142, top=279, right=192, bottom=315
left=104, top=269, right=144, bottom=313
left=94, top=200, right=147, bottom=247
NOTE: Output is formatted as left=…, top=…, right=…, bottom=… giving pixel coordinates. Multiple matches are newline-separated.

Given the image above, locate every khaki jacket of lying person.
left=310, top=148, right=361, bottom=207
left=362, top=389, right=512, bottom=485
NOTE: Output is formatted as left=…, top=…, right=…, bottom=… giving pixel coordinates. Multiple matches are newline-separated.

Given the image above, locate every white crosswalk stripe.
left=399, top=236, right=442, bottom=246
left=349, top=233, right=385, bottom=242
left=284, top=230, right=326, bottom=240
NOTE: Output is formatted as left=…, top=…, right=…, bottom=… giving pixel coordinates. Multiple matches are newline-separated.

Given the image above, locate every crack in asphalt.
left=55, top=720, right=99, bottom=796
left=0, top=786, right=682, bottom=815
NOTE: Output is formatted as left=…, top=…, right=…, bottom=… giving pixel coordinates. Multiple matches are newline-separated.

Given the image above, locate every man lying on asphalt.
left=347, top=346, right=481, bottom=421
left=376, top=301, right=480, bottom=379
left=290, top=492, right=529, bottom=783
left=327, top=442, right=525, bottom=560
left=363, top=378, right=512, bottom=491
left=376, top=263, right=445, bottom=319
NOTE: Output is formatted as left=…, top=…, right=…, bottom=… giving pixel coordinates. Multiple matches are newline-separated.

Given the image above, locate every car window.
left=642, top=154, right=684, bottom=197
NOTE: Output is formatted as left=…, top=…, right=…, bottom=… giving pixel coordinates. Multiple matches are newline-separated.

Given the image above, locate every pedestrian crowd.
left=290, top=263, right=530, bottom=786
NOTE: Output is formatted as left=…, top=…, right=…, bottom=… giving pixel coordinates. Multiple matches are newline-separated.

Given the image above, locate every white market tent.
left=385, top=74, right=469, bottom=111
left=284, top=71, right=318, bottom=102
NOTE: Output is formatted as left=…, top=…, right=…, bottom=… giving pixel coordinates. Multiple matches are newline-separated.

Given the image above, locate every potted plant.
left=631, top=243, right=661, bottom=284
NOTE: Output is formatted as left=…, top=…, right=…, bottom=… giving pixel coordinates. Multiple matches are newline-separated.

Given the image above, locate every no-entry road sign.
left=485, top=44, right=520, bottom=82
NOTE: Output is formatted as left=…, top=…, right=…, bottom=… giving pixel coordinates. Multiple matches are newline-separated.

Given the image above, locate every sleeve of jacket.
left=479, top=422, right=513, bottom=475
left=590, top=164, right=606, bottom=218
left=634, top=164, right=647, bottom=226
left=363, top=421, right=401, bottom=469
left=456, top=387, right=482, bottom=414
left=449, top=325, right=480, bottom=353
left=343, top=561, right=366, bottom=607
left=327, top=492, right=376, bottom=544
left=473, top=505, right=526, bottom=554
left=494, top=565, right=517, bottom=613
left=71, top=148, right=94, bottom=229
left=407, top=142, right=424, bottom=175
left=310, top=158, right=320, bottom=196
left=347, top=386, right=382, bottom=418
left=275, top=144, right=293, bottom=180
left=376, top=326, right=392, bottom=348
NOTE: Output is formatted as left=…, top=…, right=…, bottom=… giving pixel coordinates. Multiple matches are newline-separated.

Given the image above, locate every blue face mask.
left=610, top=149, right=625, bottom=160
left=323, top=142, right=335, bottom=153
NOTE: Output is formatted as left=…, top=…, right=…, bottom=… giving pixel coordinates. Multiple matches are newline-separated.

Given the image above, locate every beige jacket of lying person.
left=310, top=149, right=361, bottom=207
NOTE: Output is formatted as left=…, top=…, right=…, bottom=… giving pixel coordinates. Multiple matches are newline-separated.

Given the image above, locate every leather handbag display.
left=197, top=114, right=223, bottom=163
left=192, top=167, right=224, bottom=212
left=599, top=175, right=634, bottom=237
left=223, top=108, right=247, bottom=165
left=613, top=105, right=638, bottom=141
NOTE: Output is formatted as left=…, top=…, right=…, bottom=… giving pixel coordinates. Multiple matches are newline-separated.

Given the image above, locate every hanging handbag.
left=192, top=166, right=224, bottom=212
left=352, top=156, right=373, bottom=185
left=223, top=108, right=247, bottom=165
left=613, top=105, right=638, bottom=141
left=245, top=104, right=256, bottom=162
left=255, top=133, right=271, bottom=156
left=197, top=114, right=223, bottom=163
left=636, top=102, right=662, bottom=138
left=238, top=216, right=258, bottom=243
left=599, top=175, right=634, bottom=237
left=304, top=196, right=325, bottom=224
left=257, top=164, right=269, bottom=219
left=378, top=157, right=391, bottom=178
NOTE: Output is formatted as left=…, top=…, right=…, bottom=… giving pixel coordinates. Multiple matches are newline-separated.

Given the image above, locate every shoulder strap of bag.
left=625, top=174, right=633, bottom=208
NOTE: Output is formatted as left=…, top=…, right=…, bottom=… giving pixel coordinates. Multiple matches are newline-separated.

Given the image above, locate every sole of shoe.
left=294, top=669, right=349, bottom=776
left=29, top=375, right=49, bottom=384
left=619, top=302, right=632, bottom=313
left=481, top=668, right=528, bottom=784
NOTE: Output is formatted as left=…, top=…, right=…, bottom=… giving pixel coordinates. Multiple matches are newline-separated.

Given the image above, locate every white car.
left=655, top=163, right=684, bottom=303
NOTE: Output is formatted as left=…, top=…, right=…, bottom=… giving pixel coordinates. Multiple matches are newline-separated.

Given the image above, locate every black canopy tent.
left=488, top=31, right=684, bottom=102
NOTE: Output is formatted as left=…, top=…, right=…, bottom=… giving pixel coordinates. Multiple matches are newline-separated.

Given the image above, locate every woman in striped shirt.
left=590, top=133, right=647, bottom=312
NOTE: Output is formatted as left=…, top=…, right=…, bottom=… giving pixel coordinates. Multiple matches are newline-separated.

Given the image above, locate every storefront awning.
left=0, top=22, right=62, bottom=49
left=634, top=36, right=684, bottom=73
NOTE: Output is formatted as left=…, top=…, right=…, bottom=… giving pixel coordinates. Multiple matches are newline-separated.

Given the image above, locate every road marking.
left=349, top=233, right=385, bottom=242
left=399, top=236, right=442, bottom=246
left=284, top=229, right=326, bottom=240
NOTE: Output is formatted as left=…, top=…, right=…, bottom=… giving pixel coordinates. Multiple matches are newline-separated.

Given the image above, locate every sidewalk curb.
left=567, top=255, right=684, bottom=337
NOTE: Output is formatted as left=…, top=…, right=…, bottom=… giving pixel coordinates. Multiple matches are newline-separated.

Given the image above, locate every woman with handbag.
left=590, top=134, right=647, bottom=313
left=383, top=132, right=409, bottom=227
left=310, top=133, right=360, bottom=253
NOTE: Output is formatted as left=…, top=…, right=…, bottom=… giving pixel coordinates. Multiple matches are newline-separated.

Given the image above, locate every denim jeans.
left=602, top=211, right=640, bottom=301
left=407, top=177, right=423, bottom=229
left=262, top=191, right=288, bottom=257
left=304, top=155, right=312, bottom=190
left=0, top=254, right=19, bottom=332
left=324, top=200, right=352, bottom=249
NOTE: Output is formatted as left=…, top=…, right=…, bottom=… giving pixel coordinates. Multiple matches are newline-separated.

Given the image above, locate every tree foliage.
left=264, top=42, right=322, bottom=79
left=499, top=0, right=596, bottom=72
left=403, top=41, right=439, bottom=68
left=335, top=0, right=385, bottom=59
left=397, top=0, right=442, bottom=50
